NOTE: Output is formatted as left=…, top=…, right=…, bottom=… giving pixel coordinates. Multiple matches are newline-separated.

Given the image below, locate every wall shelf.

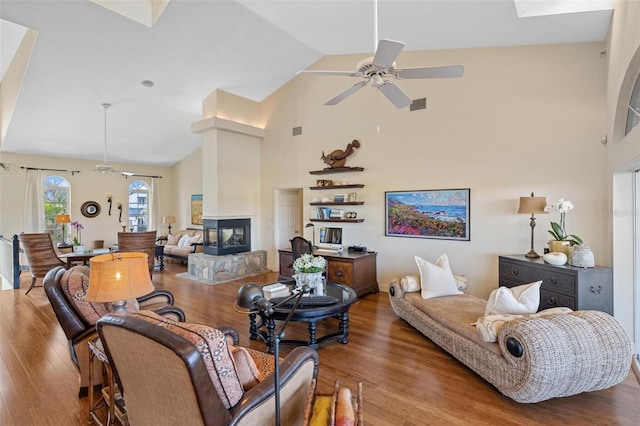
left=309, top=167, right=364, bottom=175
left=310, top=218, right=364, bottom=223
left=310, top=202, right=364, bottom=206
left=310, top=184, right=364, bottom=190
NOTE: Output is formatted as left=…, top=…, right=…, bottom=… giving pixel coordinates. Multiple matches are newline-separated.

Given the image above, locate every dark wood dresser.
left=498, top=255, right=613, bottom=315
left=278, top=249, right=378, bottom=298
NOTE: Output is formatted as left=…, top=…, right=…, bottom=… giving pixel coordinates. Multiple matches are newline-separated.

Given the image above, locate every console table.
left=498, top=255, right=613, bottom=315
left=278, top=249, right=378, bottom=297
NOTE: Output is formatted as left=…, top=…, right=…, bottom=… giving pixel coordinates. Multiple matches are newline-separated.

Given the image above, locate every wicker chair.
left=18, top=232, right=67, bottom=294
left=97, top=311, right=319, bottom=425
left=117, top=231, right=157, bottom=277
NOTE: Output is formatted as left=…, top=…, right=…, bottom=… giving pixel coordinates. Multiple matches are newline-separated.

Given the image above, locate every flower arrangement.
left=70, top=221, right=84, bottom=246
left=293, top=253, right=327, bottom=273
left=545, top=198, right=583, bottom=246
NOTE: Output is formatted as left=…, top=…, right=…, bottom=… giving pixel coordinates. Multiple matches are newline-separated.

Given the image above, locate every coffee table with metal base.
left=248, top=282, right=357, bottom=353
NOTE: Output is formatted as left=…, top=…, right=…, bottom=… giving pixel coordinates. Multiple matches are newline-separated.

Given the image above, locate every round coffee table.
left=248, top=282, right=357, bottom=353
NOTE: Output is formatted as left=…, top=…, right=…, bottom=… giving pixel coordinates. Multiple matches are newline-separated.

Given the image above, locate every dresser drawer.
left=327, top=261, right=354, bottom=286
left=499, top=260, right=575, bottom=296
left=540, top=289, right=576, bottom=311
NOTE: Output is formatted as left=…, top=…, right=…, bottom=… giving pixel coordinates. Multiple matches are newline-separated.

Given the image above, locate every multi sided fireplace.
left=203, top=218, right=251, bottom=256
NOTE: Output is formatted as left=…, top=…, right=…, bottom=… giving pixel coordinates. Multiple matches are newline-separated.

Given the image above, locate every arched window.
left=44, top=175, right=70, bottom=243
left=626, top=72, right=640, bottom=135
left=128, top=180, right=149, bottom=232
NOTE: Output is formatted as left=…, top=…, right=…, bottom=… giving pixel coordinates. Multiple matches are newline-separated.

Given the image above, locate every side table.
left=88, top=339, right=128, bottom=426
left=154, top=245, right=165, bottom=270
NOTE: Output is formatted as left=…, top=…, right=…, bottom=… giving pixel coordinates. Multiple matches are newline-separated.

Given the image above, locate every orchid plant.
left=293, top=253, right=327, bottom=273
left=545, top=198, right=583, bottom=246
left=70, top=221, right=84, bottom=246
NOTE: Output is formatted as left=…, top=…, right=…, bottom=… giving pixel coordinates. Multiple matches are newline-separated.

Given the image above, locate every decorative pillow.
left=230, top=346, right=274, bottom=390
left=60, top=266, right=108, bottom=325
left=131, top=310, right=244, bottom=409
left=400, top=275, right=420, bottom=292
left=484, top=281, right=542, bottom=316
left=166, top=233, right=181, bottom=246
left=415, top=254, right=462, bottom=299
left=177, top=234, right=191, bottom=248
left=476, top=307, right=573, bottom=342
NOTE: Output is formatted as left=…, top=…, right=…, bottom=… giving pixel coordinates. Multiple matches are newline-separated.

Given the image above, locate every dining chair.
left=18, top=232, right=66, bottom=294
left=117, top=231, right=157, bottom=277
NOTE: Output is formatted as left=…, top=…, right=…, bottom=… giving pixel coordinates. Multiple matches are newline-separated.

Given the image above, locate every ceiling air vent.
left=292, top=126, right=302, bottom=136
left=410, top=98, right=427, bottom=112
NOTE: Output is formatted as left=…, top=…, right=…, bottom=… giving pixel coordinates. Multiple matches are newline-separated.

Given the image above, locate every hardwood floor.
left=1, top=261, right=639, bottom=425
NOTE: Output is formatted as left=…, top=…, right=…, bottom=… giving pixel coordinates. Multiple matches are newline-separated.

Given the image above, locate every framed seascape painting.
left=191, top=194, right=203, bottom=225
left=385, top=189, right=470, bottom=241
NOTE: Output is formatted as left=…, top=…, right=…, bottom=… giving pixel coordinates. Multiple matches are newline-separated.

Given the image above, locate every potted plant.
left=71, top=221, right=85, bottom=253
left=292, top=253, right=327, bottom=295
left=546, top=198, right=583, bottom=260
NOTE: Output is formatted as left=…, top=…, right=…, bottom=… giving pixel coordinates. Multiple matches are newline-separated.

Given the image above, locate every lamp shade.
left=237, top=283, right=264, bottom=310
left=87, top=252, right=154, bottom=303
left=56, top=214, right=71, bottom=224
left=162, top=215, right=176, bottom=224
left=518, top=195, right=547, bottom=215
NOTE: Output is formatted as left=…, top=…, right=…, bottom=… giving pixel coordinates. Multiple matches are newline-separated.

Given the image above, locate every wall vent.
left=410, top=98, right=427, bottom=111
left=292, top=126, right=302, bottom=136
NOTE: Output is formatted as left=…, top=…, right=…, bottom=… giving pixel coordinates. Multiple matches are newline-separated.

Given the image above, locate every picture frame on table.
left=385, top=188, right=470, bottom=241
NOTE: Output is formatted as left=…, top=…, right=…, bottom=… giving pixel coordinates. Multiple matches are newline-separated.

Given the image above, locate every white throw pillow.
left=484, top=281, right=542, bottom=316
left=400, top=275, right=420, bottom=292
left=415, top=254, right=463, bottom=299
left=476, top=307, right=573, bottom=342
left=177, top=234, right=191, bottom=248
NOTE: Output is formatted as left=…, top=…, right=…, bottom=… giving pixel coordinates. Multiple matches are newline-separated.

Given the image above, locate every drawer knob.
left=512, top=269, right=519, bottom=276
left=550, top=277, right=557, bottom=284
left=590, top=285, right=603, bottom=294
left=548, top=297, right=557, bottom=305
left=336, top=271, right=343, bottom=277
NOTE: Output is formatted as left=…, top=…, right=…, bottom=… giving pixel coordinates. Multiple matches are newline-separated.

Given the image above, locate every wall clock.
left=81, top=201, right=101, bottom=218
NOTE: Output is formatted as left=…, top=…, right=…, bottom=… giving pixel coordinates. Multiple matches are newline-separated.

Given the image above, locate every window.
left=44, top=175, right=70, bottom=243
left=128, top=180, right=149, bottom=232
left=626, top=72, right=640, bottom=136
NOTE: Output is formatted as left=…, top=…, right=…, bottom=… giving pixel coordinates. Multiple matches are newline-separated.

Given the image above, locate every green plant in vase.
left=545, top=198, right=583, bottom=259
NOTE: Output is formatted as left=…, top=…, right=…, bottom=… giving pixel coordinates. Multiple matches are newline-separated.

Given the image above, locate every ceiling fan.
left=297, top=0, right=464, bottom=109
left=94, top=103, right=135, bottom=177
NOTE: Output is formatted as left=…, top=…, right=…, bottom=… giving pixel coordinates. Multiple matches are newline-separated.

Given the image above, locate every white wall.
left=171, top=146, right=203, bottom=231
left=257, top=42, right=609, bottom=299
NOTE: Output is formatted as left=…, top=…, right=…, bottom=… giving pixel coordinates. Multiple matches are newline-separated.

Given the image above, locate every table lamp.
left=162, top=215, right=176, bottom=235
left=56, top=214, right=71, bottom=244
left=87, top=252, right=154, bottom=314
left=517, top=192, right=548, bottom=258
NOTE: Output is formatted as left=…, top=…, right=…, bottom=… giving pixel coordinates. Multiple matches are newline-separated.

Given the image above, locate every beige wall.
left=257, top=42, right=609, bottom=299
left=0, top=152, right=174, bottom=248
left=606, top=0, right=640, bottom=343
left=171, top=146, right=203, bottom=230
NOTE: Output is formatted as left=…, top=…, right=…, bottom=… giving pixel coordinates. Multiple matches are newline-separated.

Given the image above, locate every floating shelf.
left=309, top=167, right=364, bottom=175
left=310, top=218, right=364, bottom=223
left=310, top=202, right=364, bottom=206
left=310, top=184, right=364, bottom=190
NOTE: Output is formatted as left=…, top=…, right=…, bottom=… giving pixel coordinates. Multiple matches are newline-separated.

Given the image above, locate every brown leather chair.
left=117, top=231, right=157, bottom=277
left=97, top=312, right=319, bottom=425
left=43, top=266, right=184, bottom=397
left=18, top=232, right=66, bottom=294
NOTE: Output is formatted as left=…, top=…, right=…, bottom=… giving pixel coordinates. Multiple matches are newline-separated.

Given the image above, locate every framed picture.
left=348, top=192, right=357, bottom=202
left=385, top=189, right=470, bottom=241
left=191, top=194, right=203, bottom=225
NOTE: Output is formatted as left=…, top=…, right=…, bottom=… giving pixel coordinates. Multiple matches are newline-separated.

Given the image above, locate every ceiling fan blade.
left=378, top=81, right=412, bottom=109
left=325, top=81, right=368, bottom=106
left=297, top=70, right=360, bottom=77
left=372, top=39, right=405, bottom=69
left=395, top=65, right=465, bottom=79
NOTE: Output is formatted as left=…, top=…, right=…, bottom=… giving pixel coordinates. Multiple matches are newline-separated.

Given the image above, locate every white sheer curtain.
left=24, top=169, right=45, bottom=232
left=149, top=178, right=160, bottom=231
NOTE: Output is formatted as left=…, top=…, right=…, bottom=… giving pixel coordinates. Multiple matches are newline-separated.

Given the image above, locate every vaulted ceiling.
left=0, top=0, right=613, bottom=167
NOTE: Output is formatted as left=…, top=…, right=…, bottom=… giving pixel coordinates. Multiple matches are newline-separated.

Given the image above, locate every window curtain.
left=149, top=178, right=160, bottom=231
left=24, top=169, right=45, bottom=232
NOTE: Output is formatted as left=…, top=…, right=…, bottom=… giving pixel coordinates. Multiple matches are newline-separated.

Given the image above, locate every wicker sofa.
left=157, top=229, right=203, bottom=262
left=388, top=277, right=633, bottom=403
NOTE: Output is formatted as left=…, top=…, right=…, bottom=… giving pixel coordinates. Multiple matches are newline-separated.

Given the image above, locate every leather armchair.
left=43, top=266, right=184, bottom=396
left=97, top=311, right=319, bottom=425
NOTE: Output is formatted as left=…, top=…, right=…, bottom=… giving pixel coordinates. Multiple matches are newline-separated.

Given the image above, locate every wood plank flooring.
left=1, top=261, right=639, bottom=425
